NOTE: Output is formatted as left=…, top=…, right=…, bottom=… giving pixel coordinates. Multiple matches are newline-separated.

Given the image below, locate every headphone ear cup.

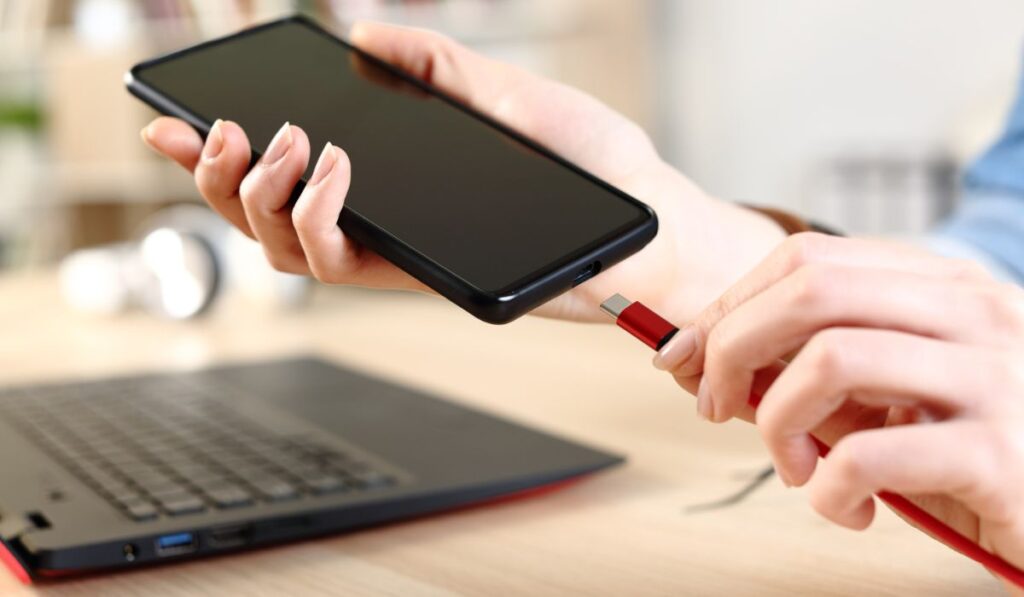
left=58, top=228, right=220, bottom=320
left=58, top=243, right=136, bottom=315
left=58, top=203, right=310, bottom=319
left=135, top=228, right=220, bottom=319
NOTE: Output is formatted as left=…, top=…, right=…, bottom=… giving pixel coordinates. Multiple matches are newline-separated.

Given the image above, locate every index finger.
left=140, top=116, right=203, bottom=172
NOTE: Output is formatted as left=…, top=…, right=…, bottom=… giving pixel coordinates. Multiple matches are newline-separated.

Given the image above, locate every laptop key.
left=206, top=485, right=253, bottom=508
left=144, top=483, right=186, bottom=498
left=121, top=499, right=159, bottom=521
left=85, top=468, right=123, bottom=488
left=137, top=477, right=183, bottom=495
left=104, top=486, right=140, bottom=503
left=303, top=474, right=348, bottom=495
left=175, top=464, right=225, bottom=483
left=157, top=492, right=206, bottom=515
left=251, top=478, right=299, bottom=501
left=349, top=470, right=394, bottom=489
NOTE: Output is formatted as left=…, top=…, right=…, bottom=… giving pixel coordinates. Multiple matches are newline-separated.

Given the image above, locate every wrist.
left=645, top=179, right=788, bottom=322
left=743, top=204, right=843, bottom=236
left=743, top=204, right=811, bottom=235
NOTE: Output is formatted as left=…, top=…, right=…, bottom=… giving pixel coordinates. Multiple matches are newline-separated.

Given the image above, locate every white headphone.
left=59, top=204, right=309, bottom=319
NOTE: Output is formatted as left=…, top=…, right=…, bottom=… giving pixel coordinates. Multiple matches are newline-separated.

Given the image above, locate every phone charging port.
left=572, top=261, right=601, bottom=287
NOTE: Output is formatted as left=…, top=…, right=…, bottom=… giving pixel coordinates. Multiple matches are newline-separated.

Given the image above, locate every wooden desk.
left=0, top=270, right=1002, bottom=596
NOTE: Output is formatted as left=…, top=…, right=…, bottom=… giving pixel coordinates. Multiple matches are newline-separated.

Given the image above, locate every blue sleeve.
left=929, top=57, right=1024, bottom=285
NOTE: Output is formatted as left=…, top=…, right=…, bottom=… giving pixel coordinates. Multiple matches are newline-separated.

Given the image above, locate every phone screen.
left=132, top=20, right=651, bottom=294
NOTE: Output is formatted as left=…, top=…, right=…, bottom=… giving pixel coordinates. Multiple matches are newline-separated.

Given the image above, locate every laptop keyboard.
left=0, top=376, right=398, bottom=522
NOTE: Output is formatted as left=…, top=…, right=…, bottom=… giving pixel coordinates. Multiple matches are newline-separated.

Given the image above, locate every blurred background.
left=1, top=0, right=1023, bottom=292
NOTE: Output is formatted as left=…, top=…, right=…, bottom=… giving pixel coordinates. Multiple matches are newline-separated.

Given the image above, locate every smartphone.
left=126, top=16, right=657, bottom=324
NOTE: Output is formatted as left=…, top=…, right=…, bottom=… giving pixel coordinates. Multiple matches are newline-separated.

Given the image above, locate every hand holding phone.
left=135, top=19, right=786, bottom=324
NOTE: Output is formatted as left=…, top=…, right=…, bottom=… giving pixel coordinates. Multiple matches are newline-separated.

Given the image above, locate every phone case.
left=125, top=15, right=658, bottom=324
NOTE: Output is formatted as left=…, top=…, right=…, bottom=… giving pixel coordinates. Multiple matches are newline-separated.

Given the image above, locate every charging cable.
left=600, top=293, right=1024, bottom=588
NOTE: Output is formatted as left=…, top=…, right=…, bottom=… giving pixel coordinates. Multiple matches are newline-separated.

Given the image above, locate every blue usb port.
left=155, top=532, right=197, bottom=557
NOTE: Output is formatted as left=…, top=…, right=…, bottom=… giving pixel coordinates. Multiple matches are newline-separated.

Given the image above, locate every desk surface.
left=0, top=270, right=1002, bottom=596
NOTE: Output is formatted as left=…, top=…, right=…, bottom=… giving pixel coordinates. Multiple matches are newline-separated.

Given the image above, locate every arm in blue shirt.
left=929, top=61, right=1024, bottom=284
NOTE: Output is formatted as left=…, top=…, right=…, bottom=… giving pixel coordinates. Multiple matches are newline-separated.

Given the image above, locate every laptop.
left=0, top=357, right=620, bottom=581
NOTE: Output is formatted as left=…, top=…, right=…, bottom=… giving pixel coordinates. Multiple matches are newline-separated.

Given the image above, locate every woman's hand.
left=655, top=232, right=1024, bottom=591
left=140, top=21, right=784, bottom=323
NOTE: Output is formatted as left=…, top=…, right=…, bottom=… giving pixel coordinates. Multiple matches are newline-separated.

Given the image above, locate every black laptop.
left=0, top=357, right=620, bottom=581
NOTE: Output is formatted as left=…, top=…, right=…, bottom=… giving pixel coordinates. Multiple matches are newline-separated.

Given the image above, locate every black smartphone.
left=126, top=16, right=657, bottom=324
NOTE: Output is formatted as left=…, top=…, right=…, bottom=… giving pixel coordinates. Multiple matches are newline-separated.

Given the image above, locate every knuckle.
left=973, top=283, right=1024, bottom=333
left=789, top=263, right=836, bottom=309
left=672, top=374, right=698, bottom=395
left=828, top=438, right=870, bottom=485
left=193, top=165, right=221, bottom=197
left=780, top=232, right=832, bottom=272
left=976, top=284, right=1006, bottom=316
left=312, top=266, right=346, bottom=285
left=947, top=258, right=992, bottom=282
left=754, top=402, right=783, bottom=443
left=239, top=173, right=286, bottom=214
left=238, top=176, right=259, bottom=208
left=992, top=353, right=1024, bottom=395
left=290, top=200, right=313, bottom=231
left=700, top=298, right=731, bottom=337
left=987, top=419, right=1024, bottom=461
left=703, top=323, right=734, bottom=369
left=309, top=252, right=359, bottom=285
left=616, top=120, right=657, bottom=157
left=422, top=32, right=459, bottom=73
left=806, top=485, right=835, bottom=520
left=262, top=250, right=298, bottom=274
left=802, top=330, right=850, bottom=380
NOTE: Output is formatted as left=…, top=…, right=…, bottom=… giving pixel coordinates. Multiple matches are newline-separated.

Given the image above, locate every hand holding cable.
left=602, top=233, right=1024, bottom=592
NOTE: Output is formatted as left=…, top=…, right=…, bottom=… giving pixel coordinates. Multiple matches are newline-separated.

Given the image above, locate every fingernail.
left=696, top=376, right=713, bottom=420
left=653, top=325, right=696, bottom=371
left=262, top=121, right=293, bottom=165
left=309, top=143, right=338, bottom=185
left=203, top=119, right=224, bottom=160
left=350, top=22, right=366, bottom=43
left=139, top=123, right=155, bottom=147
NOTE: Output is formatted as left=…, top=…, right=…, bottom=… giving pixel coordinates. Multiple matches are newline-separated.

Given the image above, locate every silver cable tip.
left=599, top=293, right=632, bottom=319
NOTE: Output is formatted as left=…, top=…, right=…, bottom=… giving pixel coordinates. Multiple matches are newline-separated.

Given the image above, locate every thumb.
left=349, top=21, right=512, bottom=114
left=347, top=20, right=659, bottom=187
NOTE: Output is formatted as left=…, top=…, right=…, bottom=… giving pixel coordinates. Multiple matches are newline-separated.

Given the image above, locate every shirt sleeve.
left=928, top=54, right=1024, bottom=285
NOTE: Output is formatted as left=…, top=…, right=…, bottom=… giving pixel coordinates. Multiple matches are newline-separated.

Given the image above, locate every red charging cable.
left=600, top=293, right=1024, bottom=588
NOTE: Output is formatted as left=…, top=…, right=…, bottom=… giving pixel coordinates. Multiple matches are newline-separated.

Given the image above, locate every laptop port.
left=155, top=532, right=197, bottom=557
left=208, top=524, right=249, bottom=549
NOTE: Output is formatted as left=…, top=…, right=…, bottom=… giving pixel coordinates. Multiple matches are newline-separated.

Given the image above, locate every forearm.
left=928, top=48, right=1024, bottom=286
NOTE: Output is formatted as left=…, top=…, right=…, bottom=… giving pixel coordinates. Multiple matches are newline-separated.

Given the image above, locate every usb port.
left=572, top=261, right=601, bottom=287
left=155, top=532, right=197, bottom=557
left=208, top=524, right=248, bottom=549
